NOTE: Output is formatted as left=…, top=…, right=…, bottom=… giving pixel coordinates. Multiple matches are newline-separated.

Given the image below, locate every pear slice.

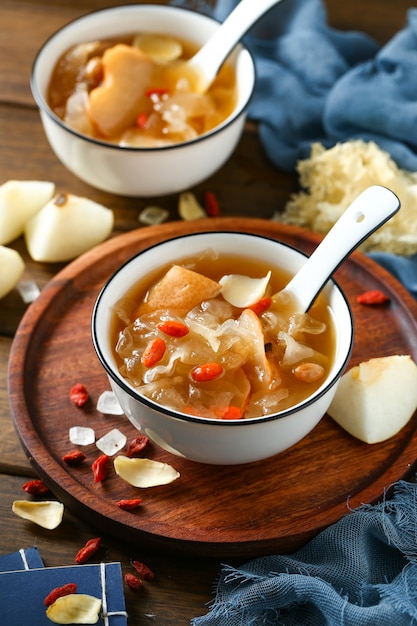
left=24, top=193, right=114, bottom=262
left=0, top=179, right=55, bottom=244
left=12, top=500, right=64, bottom=529
left=0, top=245, right=25, bottom=299
left=146, top=265, right=221, bottom=311
left=327, top=355, right=417, bottom=443
left=46, top=594, right=101, bottom=624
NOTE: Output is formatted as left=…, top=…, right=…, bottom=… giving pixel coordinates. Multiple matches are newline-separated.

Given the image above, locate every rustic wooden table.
left=0, top=1, right=415, bottom=623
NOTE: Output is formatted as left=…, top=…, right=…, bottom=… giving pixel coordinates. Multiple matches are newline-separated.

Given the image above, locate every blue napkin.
left=214, top=0, right=417, bottom=174
left=192, top=481, right=417, bottom=625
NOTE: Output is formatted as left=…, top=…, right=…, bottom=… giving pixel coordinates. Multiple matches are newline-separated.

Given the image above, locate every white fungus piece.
left=69, top=426, right=95, bottom=446
left=114, top=456, right=180, bottom=487
left=219, top=271, right=271, bottom=308
left=96, top=390, right=124, bottom=415
left=16, top=279, right=41, bottom=303
left=46, top=594, right=102, bottom=624
left=138, top=206, right=169, bottom=225
left=12, top=500, right=64, bottom=530
left=96, top=428, right=127, bottom=456
left=178, top=192, right=206, bottom=220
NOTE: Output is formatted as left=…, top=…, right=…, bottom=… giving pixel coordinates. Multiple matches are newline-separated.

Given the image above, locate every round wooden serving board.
left=8, top=218, right=417, bottom=559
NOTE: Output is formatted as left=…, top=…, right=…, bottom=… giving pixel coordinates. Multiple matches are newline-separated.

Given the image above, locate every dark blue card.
left=0, top=547, right=44, bottom=572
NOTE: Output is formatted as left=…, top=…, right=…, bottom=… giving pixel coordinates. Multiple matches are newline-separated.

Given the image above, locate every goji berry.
left=191, top=362, right=223, bottom=382
left=117, top=498, right=142, bottom=511
left=92, top=455, right=110, bottom=482
left=141, top=337, right=166, bottom=368
left=204, top=191, right=220, bottom=217
left=62, top=450, right=86, bottom=466
left=69, top=383, right=89, bottom=407
left=44, top=583, right=77, bottom=607
left=157, top=320, right=189, bottom=337
left=356, top=289, right=390, bottom=305
left=145, top=87, right=170, bottom=98
left=248, top=296, right=272, bottom=316
left=136, top=112, right=148, bottom=129
left=125, top=573, right=143, bottom=591
left=126, top=435, right=149, bottom=457
left=216, top=405, right=243, bottom=420
left=22, top=479, right=49, bottom=495
left=75, top=537, right=101, bottom=564
left=133, top=560, right=154, bottom=580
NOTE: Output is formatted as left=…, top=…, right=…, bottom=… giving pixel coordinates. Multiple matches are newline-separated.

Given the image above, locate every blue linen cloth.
left=191, top=481, right=417, bottom=625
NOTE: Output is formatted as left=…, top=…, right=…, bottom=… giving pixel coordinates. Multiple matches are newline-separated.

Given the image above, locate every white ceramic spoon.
left=278, top=185, right=400, bottom=313
left=188, top=0, right=284, bottom=92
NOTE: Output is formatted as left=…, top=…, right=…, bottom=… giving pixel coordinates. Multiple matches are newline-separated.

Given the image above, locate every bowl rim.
left=91, top=230, right=354, bottom=426
left=30, top=4, right=256, bottom=153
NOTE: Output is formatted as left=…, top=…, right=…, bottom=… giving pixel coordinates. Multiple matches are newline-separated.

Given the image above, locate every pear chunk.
left=24, top=193, right=114, bottom=262
left=0, top=245, right=25, bottom=299
left=0, top=179, right=55, bottom=244
left=327, top=355, right=417, bottom=443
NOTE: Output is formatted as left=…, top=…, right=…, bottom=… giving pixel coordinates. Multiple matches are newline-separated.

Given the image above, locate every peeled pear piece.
left=327, top=355, right=417, bottom=443
left=25, top=193, right=114, bottom=262
left=0, top=245, right=25, bottom=299
left=0, top=179, right=55, bottom=244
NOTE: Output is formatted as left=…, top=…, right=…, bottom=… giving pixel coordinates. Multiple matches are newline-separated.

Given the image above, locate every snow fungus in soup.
left=111, top=249, right=336, bottom=420
left=47, top=33, right=237, bottom=147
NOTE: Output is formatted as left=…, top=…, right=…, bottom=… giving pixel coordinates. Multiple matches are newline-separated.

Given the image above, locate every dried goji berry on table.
left=356, top=289, right=390, bottom=305
left=125, top=435, right=149, bottom=457
left=75, top=537, right=101, bottom=564
left=62, top=450, right=86, bottom=466
left=191, top=362, right=223, bottom=382
left=125, top=573, right=143, bottom=591
left=22, top=479, right=49, bottom=495
left=69, top=383, right=89, bottom=407
left=141, top=337, right=166, bottom=368
left=44, top=583, right=77, bottom=606
left=157, top=320, right=189, bottom=337
left=204, top=191, right=220, bottom=217
left=92, top=454, right=110, bottom=482
left=117, top=498, right=142, bottom=511
left=133, top=560, right=154, bottom=581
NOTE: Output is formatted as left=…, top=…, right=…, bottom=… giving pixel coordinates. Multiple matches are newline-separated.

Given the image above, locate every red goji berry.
left=126, top=435, right=149, bottom=457
left=44, top=583, right=77, bottom=607
left=92, top=455, right=110, bottom=482
left=356, top=289, right=390, bottom=305
left=136, top=112, right=148, bottom=129
left=157, top=320, right=189, bottom=337
left=191, top=362, right=223, bottom=382
left=145, top=87, right=170, bottom=98
left=22, top=479, right=49, bottom=495
left=248, top=296, right=272, bottom=316
left=117, top=498, right=142, bottom=511
left=125, top=573, right=143, bottom=591
left=62, top=450, right=86, bottom=466
left=75, top=537, right=101, bottom=564
left=69, top=383, right=89, bottom=407
left=204, top=191, right=220, bottom=217
left=215, top=405, right=243, bottom=420
left=133, top=560, right=154, bottom=581
left=141, top=337, right=166, bottom=368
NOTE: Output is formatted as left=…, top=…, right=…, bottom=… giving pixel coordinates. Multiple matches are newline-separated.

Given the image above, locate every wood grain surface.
left=8, top=218, right=417, bottom=559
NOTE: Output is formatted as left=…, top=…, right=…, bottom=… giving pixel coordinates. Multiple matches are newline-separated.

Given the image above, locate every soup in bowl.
left=92, top=232, right=354, bottom=464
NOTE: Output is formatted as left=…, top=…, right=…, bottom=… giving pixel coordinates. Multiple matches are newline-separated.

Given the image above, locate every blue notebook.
left=0, top=547, right=44, bottom=572
left=0, top=561, right=127, bottom=625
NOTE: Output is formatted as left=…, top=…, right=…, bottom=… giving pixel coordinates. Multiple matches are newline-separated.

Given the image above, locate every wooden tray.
left=8, top=218, right=417, bottom=559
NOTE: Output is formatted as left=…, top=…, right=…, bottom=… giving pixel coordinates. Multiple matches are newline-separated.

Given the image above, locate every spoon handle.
left=282, top=185, right=400, bottom=312
left=189, top=0, right=283, bottom=92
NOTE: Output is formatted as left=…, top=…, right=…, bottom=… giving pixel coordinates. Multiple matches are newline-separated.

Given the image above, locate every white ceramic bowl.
left=92, top=232, right=354, bottom=464
left=31, top=5, right=255, bottom=197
